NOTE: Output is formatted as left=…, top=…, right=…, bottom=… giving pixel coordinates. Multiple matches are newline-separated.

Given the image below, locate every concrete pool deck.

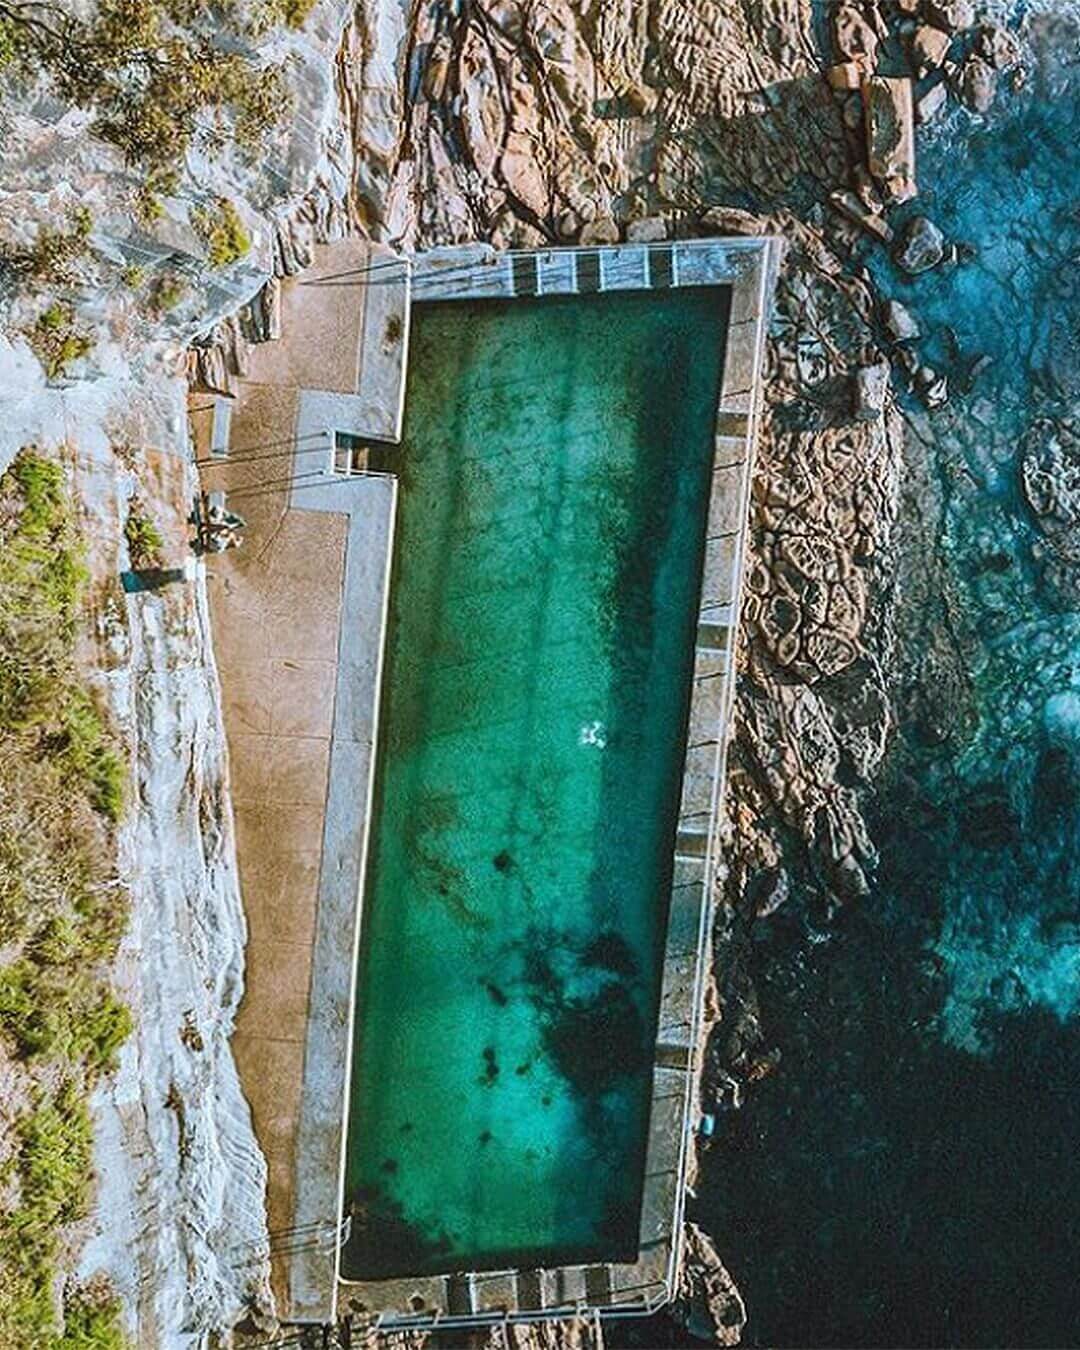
left=193, top=233, right=779, bottom=1331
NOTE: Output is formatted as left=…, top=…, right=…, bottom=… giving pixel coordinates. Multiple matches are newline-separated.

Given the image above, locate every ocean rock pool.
left=340, top=286, right=730, bottom=1281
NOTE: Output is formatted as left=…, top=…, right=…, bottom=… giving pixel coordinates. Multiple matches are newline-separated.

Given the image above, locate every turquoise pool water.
left=340, top=287, right=730, bottom=1281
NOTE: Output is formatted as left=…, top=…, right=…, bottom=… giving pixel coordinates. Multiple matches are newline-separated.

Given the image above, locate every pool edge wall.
left=284, top=236, right=783, bottom=1328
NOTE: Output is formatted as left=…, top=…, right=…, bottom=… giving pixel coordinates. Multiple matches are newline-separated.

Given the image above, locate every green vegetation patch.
left=25, top=304, right=94, bottom=382
left=0, top=0, right=288, bottom=179
left=0, top=450, right=131, bottom=1348
left=0, top=208, right=94, bottom=285
left=251, top=0, right=318, bottom=31
left=123, top=501, right=165, bottom=569
left=148, top=273, right=187, bottom=315
left=191, top=198, right=251, bottom=268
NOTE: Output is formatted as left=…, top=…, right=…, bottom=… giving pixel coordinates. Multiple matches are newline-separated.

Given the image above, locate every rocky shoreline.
left=2, top=0, right=1077, bottom=1344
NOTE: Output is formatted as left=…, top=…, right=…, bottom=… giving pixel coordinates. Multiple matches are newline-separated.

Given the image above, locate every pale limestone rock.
left=580, top=215, right=620, bottom=244
left=830, top=189, right=894, bottom=243
left=917, top=81, right=949, bottom=123
left=926, top=0, right=975, bottom=32
left=883, top=298, right=920, bottom=342
left=895, top=215, right=945, bottom=272
left=625, top=215, right=668, bottom=242
left=699, top=206, right=769, bottom=236
left=916, top=365, right=949, bottom=406
left=674, top=1223, right=747, bottom=1346
left=854, top=361, right=890, bottom=421
left=501, top=130, right=550, bottom=219
left=862, top=76, right=917, bottom=200
left=422, top=35, right=452, bottom=101
left=913, top=23, right=952, bottom=71
left=834, top=4, right=880, bottom=72
left=827, top=61, right=862, bottom=91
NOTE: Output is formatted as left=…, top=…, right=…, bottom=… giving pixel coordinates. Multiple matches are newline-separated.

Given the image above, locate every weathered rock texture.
left=2, top=0, right=1068, bottom=1345
left=0, top=348, right=275, bottom=1344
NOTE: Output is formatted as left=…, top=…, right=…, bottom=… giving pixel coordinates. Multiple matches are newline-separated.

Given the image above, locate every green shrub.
left=1, top=208, right=93, bottom=284
left=32, top=914, right=81, bottom=965
left=119, top=264, right=145, bottom=289
left=148, top=274, right=187, bottom=314
left=55, top=1286, right=128, bottom=1349
left=251, top=0, right=317, bottom=30
left=25, top=305, right=94, bottom=381
left=191, top=198, right=250, bottom=267
left=0, top=450, right=132, bottom=1347
left=123, top=504, right=164, bottom=568
left=0, top=962, right=130, bottom=1071
left=0, top=17, right=17, bottom=67
left=73, top=991, right=132, bottom=1075
left=1, top=0, right=288, bottom=179
left=54, top=690, right=126, bottom=822
left=17, top=1086, right=93, bottom=1231
left=133, top=166, right=179, bottom=228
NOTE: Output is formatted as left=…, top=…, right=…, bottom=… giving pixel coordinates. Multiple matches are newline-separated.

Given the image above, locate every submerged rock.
left=960, top=55, right=998, bottom=113
left=917, top=81, right=949, bottom=124
left=979, top=23, right=1022, bottom=71
left=674, top=1222, right=747, bottom=1346
left=895, top=215, right=945, bottom=273
left=916, top=365, right=949, bottom=407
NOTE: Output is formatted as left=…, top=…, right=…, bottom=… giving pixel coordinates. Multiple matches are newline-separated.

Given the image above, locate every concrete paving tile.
left=233, top=1034, right=305, bottom=1153
left=228, top=732, right=272, bottom=804
left=237, top=939, right=314, bottom=1043
left=263, top=596, right=342, bottom=663
left=268, top=659, right=337, bottom=738
left=720, top=318, right=760, bottom=397
left=264, top=509, right=349, bottom=588
left=223, top=658, right=272, bottom=734
left=260, top=879, right=320, bottom=950
left=264, top=735, right=331, bottom=808
left=237, top=802, right=326, bottom=877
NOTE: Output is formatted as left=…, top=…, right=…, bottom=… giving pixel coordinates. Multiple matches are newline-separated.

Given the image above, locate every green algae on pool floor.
left=341, top=286, right=730, bottom=1281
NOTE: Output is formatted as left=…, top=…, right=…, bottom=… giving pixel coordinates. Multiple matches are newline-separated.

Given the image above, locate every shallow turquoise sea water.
left=341, top=287, right=730, bottom=1280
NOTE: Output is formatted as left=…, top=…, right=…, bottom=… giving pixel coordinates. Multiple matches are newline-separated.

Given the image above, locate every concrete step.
left=674, top=828, right=709, bottom=860
left=585, top=1264, right=614, bottom=1305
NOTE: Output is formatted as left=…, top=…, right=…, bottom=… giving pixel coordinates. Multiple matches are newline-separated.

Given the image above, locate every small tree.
left=0, top=0, right=290, bottom=178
